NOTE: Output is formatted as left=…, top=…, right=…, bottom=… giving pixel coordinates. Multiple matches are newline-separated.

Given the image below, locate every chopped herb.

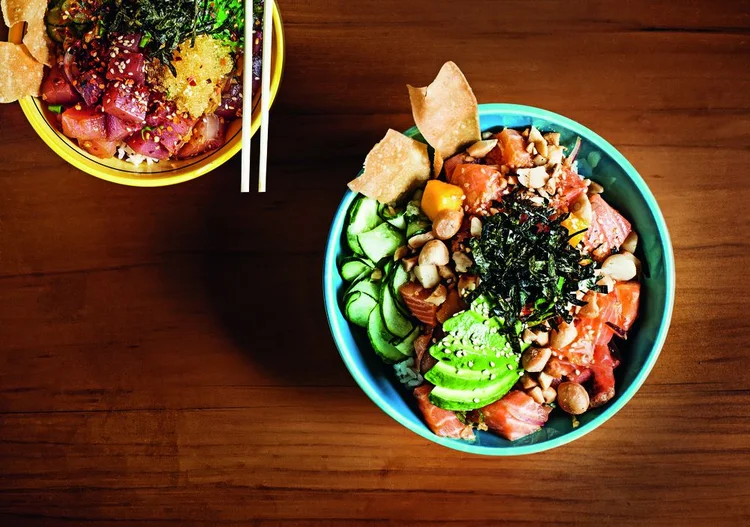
left=469, top=191, right=598, bottom=334
left=47, top=105, right=64, bottom=114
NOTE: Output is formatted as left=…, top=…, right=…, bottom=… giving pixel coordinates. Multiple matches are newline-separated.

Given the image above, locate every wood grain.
left=1, top=0, right=750, bottom=525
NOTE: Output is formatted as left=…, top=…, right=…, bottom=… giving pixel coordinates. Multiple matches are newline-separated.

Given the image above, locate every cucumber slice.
left=344, top=277, right=380, bottom=302
left=406, top=217, right=431, bottom=238
left=46, top=24, right=67, bottom=44
left=367, top=308, right=407, bottom=364
left=338, top=257, right=374, bottom=282
left=345, top=292, right=378, bottom=328
left=357, top=223, right=405, bottom=263
left=389, top=263, right=410, bottom=311
left=395, top=325, right=421, bottom=356
left=46, top=6, right=65, bottom=26
left=378, top=202, right=407, bottom=231
left=387, top=214, right=407, bottom=231
left=346, top=196, right=382, bottom=256
left=380, top=282, right=414, bottom=338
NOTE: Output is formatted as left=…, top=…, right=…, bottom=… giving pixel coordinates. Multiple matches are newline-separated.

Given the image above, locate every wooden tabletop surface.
left=1, top=1, right=750, bottom=525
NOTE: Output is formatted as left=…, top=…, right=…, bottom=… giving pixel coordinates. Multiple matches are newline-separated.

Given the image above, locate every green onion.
left=48, top=104, right=64, bottom=114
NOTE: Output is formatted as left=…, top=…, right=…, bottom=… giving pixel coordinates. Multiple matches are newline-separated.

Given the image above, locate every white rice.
left=116, top=144, right=160, bottom=166
left=394, top=357, right=424, bottom=389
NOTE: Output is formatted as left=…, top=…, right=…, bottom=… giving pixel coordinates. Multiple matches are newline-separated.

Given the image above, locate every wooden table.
left=1, top=1, right=749, bottom=525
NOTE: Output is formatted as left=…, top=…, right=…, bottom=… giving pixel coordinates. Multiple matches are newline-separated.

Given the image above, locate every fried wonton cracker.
left=0, top=42, right=44, bottom=102
left=2, top=0, right=51, bottom=65
left=348, top=129, right=431, bottom=204
left=407, top=61, right=481, bottom=159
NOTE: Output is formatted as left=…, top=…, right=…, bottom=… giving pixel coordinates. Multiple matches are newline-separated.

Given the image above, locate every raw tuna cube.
left=79, top=138, right=117, bottom=159
left=106, top=52, right=146, bottom=85
left=103, top=82, right=148, bottom=124
left=152, top=116, right=197, bottom=155
left=216, top=81, right=243, bottom=120
left=41, top=65, right=79, bottom=105
left=126, top=132, right=170, bottom=160
left=110, top=34, right=141, bottom=54
left=176, top=114, right=224, bottom=159
left=61, top=106, right=107, bottom=141
left=106, top=114, right=141, bottom=142
left=76, top=70, right=105, bottom=106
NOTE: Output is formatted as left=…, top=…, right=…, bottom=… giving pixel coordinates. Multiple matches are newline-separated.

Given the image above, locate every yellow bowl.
left=9, top=3, right=285, bottom=187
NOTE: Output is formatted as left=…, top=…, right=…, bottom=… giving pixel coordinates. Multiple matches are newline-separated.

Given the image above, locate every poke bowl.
left=323, top=65, right=674, bottom=455
left=7, top=0, right=284, bottom=187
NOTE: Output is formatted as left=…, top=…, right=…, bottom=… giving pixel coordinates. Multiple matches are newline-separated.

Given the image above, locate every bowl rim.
left=323, top=103, right=676, bottom=456
left=9, top=1, right=285, bottom=187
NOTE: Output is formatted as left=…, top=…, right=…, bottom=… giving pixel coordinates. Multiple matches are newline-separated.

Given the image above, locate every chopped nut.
left=543, top=132, right=560, bottom=146
left=520, top=374, right=538, bottom=390
left=596, top=273, right=616, bottom=294
left=579, top=291, right=600, bottom=318
left=516, top=166, right=549, bottom=189
left=550, top=322, right=577, bottom=349
left=557, top=382, right=589, bottom=414
left=543, top=387, right=557, bottom=404
left=419, top=240, right=450, bottom=266
left=546, top=145, right=563, bottom=166
left=622, top=231, right=638, bottom=254
left=521, top=347, right=552, bottom=373
left=437, top=265, right=455, bottom=280
left=470, top=216, right=483, bottom=237
left=544, top=176, right=557, bottom=195
left=587, top=180, right=604, bottom=196
left=522, top=328, right=537, bottom=344
left=452, top=251, right=473, bottom=273
left=458, top=274, right=479, bottom=296
left=432, top=209, right=464, bottom=240
left=533, top=154, right=547, bottom=166
left=601, top=252, right=639, bottom=281
left=415, top=264, right=440, bottom=289
left=393, top=246, right=409, bottom=261
left=370, top=268, right=383, bottom=281
left=534, top=329, right=549, bottom=347
left=408, top=231, right=434, bottom=249
left=528, top=386, right=545, bottom=404
left=425, top=284, right=448, bottom=306
left=402, top=256, right=418, bottom=272
left=467, top=139, right=498, bottom=158
left=528, top=126, right=548, bottom=158
left=538, top=371, right=554, bottom=391
left=570, top=193, right=593, bottom=223
left=482, top=131, right=495, bottom=140
left=525, top=141, right=535, bottom=154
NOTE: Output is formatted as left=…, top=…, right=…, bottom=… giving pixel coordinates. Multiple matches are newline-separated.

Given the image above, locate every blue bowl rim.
left=323, top=103, right=676, bottom=456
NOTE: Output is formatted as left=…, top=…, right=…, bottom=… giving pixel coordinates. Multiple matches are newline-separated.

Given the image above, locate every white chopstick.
left=240, top=0, right=254, bottom=193
left=257, top=0, right=274, bottom=193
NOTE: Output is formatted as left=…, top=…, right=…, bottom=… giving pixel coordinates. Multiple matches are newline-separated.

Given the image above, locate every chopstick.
left=257, top=0, right=274, bottom=193
left=240, top=0, right=254, bottom=193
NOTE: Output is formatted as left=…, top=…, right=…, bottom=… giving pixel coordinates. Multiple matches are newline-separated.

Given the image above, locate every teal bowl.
left=323, top=103, right=675, bottom=455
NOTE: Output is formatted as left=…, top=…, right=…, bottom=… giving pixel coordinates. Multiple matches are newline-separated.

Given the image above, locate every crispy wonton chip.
left=24, top=19, right=51, bottom=65
left=348, top=129, right=431, bottom=204
left=0, top=42, right=44, bottom=102
left=1, top=0, right=46, bottom=27
left=407, top=61, right=481, bottom=159
left=433, top=150, right=444, bottom=178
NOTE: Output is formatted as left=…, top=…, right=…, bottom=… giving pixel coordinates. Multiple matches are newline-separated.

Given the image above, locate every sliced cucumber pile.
left=338, top=195, right=430, bottom=364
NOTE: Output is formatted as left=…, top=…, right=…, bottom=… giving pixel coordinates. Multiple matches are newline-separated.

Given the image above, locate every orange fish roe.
left=150, top=35, right=233, bottom=119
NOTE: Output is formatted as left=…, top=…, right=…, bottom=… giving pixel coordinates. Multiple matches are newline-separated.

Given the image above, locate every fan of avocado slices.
left=425, top=297, right=529, bottom=411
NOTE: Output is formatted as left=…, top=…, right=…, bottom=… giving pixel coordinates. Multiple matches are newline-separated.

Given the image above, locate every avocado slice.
left=424, top=303, right=524, bottom=411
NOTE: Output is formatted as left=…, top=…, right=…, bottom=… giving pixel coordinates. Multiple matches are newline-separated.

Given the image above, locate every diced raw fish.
left=551, top=165, right=587, bottom=212
left=436, top=288, right=467, bottom=324
left=106, top=114, right=141, bottom=142
left=41, top=65, right=79, bottom=105
left=176, top=114, right=224, bottom=159
left=614, top=281, right=640, bottom=332
left=413, top=384, right=475, bottom=440
left=485, top=129, right=533, bottom=169
left=448, top=164, right=504, bottom=214
left=79, top=138, right=117, bottom=159
left=61, top=106, right=107, bottom=141
left=106, top=52, right=146, bottom=85
left=151, top=115, right=197, bottom=155
left=590, top=344, right=616, bottom=408
left=126, top=132, right=170, bottom=160
left=103, top=82, right=148, bottom=124
left=443, top=153, right=476, bottom=180
left=110, top=33, right=141, bottom=53
left=584, top=195, right=632, bottom=261
left=216, top=80, right=243, bottom=120
left=398, top=282, right=438, bottom=327
left=76, top=70, right=105, bottom=106
left=478, top=390, right=548, bottom=441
